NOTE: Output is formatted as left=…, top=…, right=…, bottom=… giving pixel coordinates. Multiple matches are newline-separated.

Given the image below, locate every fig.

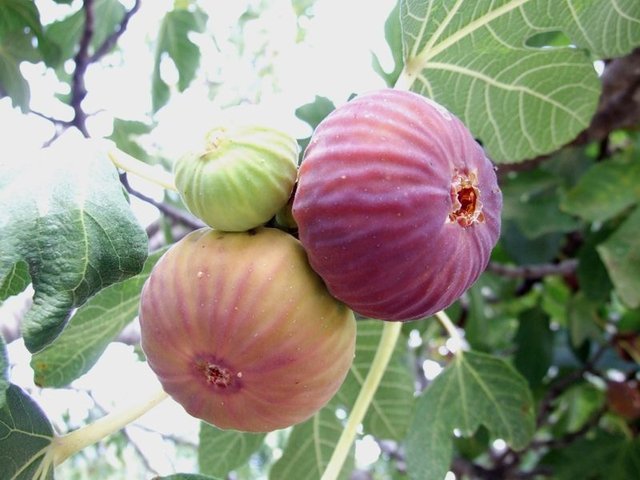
left=174, top=123, right=299, bottom=232
left=292, top=89, right=502, bottom=321
left=139, top=227, right=356, bottom=432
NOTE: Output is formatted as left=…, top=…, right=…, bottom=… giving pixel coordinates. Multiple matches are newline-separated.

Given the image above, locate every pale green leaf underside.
left=269, top=403, right=354, bottom=480
left=30, top=249, right=166, bottom=388
left=406, top=351, right=535, bottom=480
left=399, top=0, right=640, bottom=163
left=0, top=384, right=54, bottom=480
left=198, top=423, right=265, bottom=478
left=335, top=320, right=415, bottom=441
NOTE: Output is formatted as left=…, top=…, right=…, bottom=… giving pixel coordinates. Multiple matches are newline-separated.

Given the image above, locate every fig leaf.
left=335, top=320, right=415, bottom=441
left=399, top=0, right=640, bottom=163
left=0, top=384, right=54, bottom=480
left=198, top=423, right=266, bottom=478
left=406, top=351, right=535, bottom=480
left=0, top=138, right=148, bottom=353
left=269, top=400, right=354, bottom=480
left=30, top=248, right=166, bottom=388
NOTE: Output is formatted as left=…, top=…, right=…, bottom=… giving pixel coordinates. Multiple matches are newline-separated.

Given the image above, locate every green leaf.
left=152, top=8, right=208, bottom=113
left=0, top=139, right=148, bottom=353
left=372, top=1, right=403, bottom=87
left=335, top=320, right=415, bottom=440
left=597, top=206, right=640, bottom=308
left=0, top=0, right=41, bottom=33
left=30, top=248, right=166, bottom=388
left=500, top=221, right=564, bottom=265
left=562, top=155, right=640, bottom=222
left=0, top=260, right=29, bottom=302
left=43, top=0, right=125, bottom=67
left=399, top=0, right=640, bottom=163
left=198, top=423, right=265, bottom=478
left=567, top=292, right=602, bottom=348
left=107, top=118, right=154, bottom=162
left=269, top=402, right=354, bottom=480
left=0, top=29, right=38, bottom=111
left=0, top=384, right=54, bottom=480
left=0, top=336, right=7, bottom=408
left=542, top=431, right=640, bottom=480
left=514, top=308, right=553, bottom=387
left=406, top=351, right=535, bottom=480
left=295, top=95, right=335, bottom=153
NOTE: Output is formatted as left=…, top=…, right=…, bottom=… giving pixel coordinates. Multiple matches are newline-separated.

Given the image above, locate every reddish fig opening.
left=196, top=359, right=233, bottom=388
left=448, top=169, right=485, bottom=227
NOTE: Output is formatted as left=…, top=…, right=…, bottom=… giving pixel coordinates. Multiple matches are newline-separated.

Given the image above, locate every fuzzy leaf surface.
left=406, top=351, right=535, bottom=480
left=399, top=0, right=640, bottom=163
left=0, top=139, right=148, bottom=353
left=30, top=249, right=165, bottom=387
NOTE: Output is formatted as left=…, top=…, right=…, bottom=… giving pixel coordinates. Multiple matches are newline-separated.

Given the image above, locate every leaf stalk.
left=321, top=321, right=402, bottom=480
left=108, top=148, right=177, bottom=191
left=51, top=387, right=169, bottom=467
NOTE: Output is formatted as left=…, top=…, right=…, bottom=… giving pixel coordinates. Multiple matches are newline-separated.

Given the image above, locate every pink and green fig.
left=139, top=227, right=356, bottom=432
left=292, top=88, right=502, bottom=321
left=174, top=124, right=299, bottom=232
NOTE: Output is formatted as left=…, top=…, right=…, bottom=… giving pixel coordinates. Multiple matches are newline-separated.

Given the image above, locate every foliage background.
left=1, top=0, right=640, bottom=479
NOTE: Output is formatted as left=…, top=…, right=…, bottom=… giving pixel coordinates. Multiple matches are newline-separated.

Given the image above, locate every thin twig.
left=90, top=0, right=143, bottom=63
left=487, top=259, right=578, bottom=280
left=120, top=172, right=205, bottom=230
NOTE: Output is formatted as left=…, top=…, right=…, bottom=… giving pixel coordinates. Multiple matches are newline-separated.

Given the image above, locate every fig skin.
left=139, top=227, right=356, bottom=432
left=174, top=124, right=299, bottom=232
left=292, top=89, right=502, bottom=321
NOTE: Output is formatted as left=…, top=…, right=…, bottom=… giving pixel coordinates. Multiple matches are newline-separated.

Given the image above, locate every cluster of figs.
left=139, top=88, right=502, bottom=433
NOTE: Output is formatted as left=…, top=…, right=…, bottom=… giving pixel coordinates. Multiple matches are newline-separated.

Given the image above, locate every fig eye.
left=448, top=169, right=485, bottom=227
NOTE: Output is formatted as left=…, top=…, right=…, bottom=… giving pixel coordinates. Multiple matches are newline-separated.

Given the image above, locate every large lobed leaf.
left=406, top=350, right=535, bottom=480
left=0, top=384, right=54, bottom=480
left=30, top=248, right=166, bottom=388
left=0, top=138, right=148, bottom=353
left=269, top=401, right=354, bottom=480
left=399, top=0, right=640, bottom=163
left=335, top=320, right=415, bottom=441
left=198, top=423, right=266, bottom=478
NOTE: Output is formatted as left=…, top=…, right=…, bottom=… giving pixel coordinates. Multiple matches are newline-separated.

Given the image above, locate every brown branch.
left=90, top=0, right=142, bottom=63
left=487, top=259, right=578, bottom=280
left=71, top=0, right=96, bottom=137
left=119, top=172, right=205, bottom=230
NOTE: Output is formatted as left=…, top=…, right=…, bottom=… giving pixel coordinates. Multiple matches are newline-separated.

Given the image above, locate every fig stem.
left=435, top=310, right=469, bottom=355
left=321, top=321, right=402, bottom=480
left=51, top=387, right=169, bottom=467
left=108, top=147, right=178, bottom=191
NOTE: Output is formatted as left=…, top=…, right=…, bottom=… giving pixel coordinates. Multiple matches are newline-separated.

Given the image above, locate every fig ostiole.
left=292, top=88, right=502, bottom=321
left=139, top=227, right=356, bottom=432
left=174, top=123, right=299, bottom=232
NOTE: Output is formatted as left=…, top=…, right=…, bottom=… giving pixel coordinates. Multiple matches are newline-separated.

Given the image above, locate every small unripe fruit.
left=174, top=124, right=299, bottom=232
left=139, top=227, right=356, bottom=432
left=292, top=89, right=502, bottom=321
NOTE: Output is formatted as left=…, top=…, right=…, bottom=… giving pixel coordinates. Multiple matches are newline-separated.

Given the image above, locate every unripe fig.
left=174, top=124, right=299, bottom=232
left=292, top=89, right=502, bottom=321
left=139, top=227, right=356, bottom=432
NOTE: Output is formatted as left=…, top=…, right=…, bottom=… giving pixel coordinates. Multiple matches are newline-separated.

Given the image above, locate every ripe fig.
left=174, top=124, right=299, bottom=232
left=139, top=227, right=356, bottom=432
left=292, top=89, right=502, bottom=321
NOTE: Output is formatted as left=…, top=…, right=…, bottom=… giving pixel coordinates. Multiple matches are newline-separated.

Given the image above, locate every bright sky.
left=2, top=0, right=397, bottom=476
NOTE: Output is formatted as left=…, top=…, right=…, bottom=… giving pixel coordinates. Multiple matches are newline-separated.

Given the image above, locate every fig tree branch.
left=487, top=259, right=578, bottom=279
